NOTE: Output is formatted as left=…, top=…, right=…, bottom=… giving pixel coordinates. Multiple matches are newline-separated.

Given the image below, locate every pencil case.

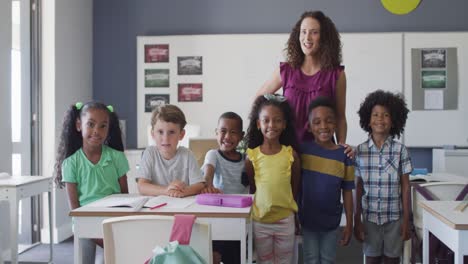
left=195, top=194, right=253, bottom=208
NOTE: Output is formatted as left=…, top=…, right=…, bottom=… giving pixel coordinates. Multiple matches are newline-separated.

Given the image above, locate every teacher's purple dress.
left=280, top=62, right=344, bottom=141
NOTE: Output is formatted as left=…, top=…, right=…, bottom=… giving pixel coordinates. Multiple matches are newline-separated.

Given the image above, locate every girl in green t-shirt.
left=54, top=101, right=129, bottom=263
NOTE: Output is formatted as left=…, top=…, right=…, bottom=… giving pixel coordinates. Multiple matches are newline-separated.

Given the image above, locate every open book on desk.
left=86, top=194, right=195, bottom=211
left=410, top=174, right=440, bottom=183
left=86, top=195, right=149, bottom=211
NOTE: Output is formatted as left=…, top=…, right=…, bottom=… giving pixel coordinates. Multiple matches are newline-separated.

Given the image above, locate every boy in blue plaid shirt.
left=354, top=90, right=413, bottom=264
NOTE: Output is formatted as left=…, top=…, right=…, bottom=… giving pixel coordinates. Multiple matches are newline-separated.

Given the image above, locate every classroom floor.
left=12, top=234, right=364, bottom=263
left=8, top=237, right=103, bottom=264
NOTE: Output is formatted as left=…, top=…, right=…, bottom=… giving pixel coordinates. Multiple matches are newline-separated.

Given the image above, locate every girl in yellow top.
left=245, top=94, right=301, bottom=264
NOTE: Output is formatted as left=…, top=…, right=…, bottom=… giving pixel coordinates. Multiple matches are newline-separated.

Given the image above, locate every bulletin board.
left=403, top=32, right=468, bottom=147
left=136, top=33, right=404, bottom=148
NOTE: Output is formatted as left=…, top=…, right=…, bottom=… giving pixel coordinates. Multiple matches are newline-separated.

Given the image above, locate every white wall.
left=0, top=0, right=12, bottom=257
left=136, top=33, right=403, bottom=148
left=41, top=0, right=93, bottom=243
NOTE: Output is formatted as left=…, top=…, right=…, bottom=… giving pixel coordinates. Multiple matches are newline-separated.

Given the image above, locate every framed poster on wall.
left=145, top=44, right=169, bottom=63
left=410, top=47, right=458, bottom=110
left=144, top=69, right=170, bottom=87
left=178, top=83, right=203, bottom=102
left=177, top=56, right=203, bottom=75
left=145, top=94, right=170, bottom=112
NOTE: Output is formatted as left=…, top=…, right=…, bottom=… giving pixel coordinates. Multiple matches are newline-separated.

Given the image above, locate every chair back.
left=103, top=215, right=212, bottom=264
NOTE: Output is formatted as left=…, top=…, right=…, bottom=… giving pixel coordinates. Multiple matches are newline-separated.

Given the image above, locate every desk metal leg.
left=73, top=235, right=82, bottom=264
left=422, top=224, right=429, bottom=264
left=0, top=220, right=3, bottom=264
left=402, top=240, right=410, bottom=264
left=9, top=197, right=18, bottom=264
left=456, top=231, right=468, bottom=264
left=240, top=219, right=246, bottom=264
left=248, top=221, right=252, bottom=264
left=0, top=236, right=2, bottom=264
left=47, top=191, right=53, bottom=263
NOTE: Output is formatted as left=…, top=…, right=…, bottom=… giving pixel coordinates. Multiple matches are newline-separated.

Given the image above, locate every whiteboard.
left=403, top=32, right=468, bottom=147
left=137, top=33, right=403, bottom=148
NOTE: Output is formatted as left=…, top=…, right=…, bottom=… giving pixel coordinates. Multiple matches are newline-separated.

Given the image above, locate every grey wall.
left=93, top=0, right=468, bottom=169
left=53, top=0, right=94, bottom=241
left=0, top=0, right=12, bottom=173
left=0, top=0, right=12, bottom=257
left=40, top=0, right=93, bottom=242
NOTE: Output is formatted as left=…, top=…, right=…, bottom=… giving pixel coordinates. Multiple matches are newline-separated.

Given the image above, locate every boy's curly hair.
left=358, top=90, right=409, bottom=139
left=286, top=10, right=342, bottom=70
left=245, top=95, right=298, bottom=151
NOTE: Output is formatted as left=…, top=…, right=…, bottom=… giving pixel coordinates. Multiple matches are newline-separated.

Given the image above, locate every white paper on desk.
left=87, top=196, right=149, bottom=211
left=144, top=195, right=195, bottom=209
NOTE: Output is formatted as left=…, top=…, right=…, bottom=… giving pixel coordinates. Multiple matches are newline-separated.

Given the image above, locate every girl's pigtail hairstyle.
left=245, top=96, right=265, bottom=149
left=54, top=102, right=125, bottom=188
left=54, top=104, right=83, bottom=188
left=106, top=110, right=124, bottom=152
left=245, top=95, right=299, bottom=151
left=277, top=98, right=299, bottom=152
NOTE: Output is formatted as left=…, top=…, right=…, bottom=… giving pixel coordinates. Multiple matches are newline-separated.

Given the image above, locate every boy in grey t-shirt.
left=202, top=149, right=247, bottom=194
left=201, top=112, right=247, bottom=194
left=201, top=112, right=247, bottom=264
left=137, top=104, right=204, bottom=197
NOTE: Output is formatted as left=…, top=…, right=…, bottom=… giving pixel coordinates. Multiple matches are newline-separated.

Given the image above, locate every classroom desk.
left=416, top=172, right=468, bottom=183
left=403, top=172, right=468, bottom=264
left=420, top=172, right=468, bottom=183
left=419, top=201, right=468, bottom=264
left=69, top=194, right=253, bottom=264
left=0, top=176, right=53, bottom=264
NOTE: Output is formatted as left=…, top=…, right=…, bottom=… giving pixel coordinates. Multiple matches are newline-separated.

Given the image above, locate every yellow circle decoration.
left=381, top=0, right=421, bottom=15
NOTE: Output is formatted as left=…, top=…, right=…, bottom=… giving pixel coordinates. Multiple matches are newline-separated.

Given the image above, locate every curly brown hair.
left=286, top=10, right=342, bottom=70
left=358, top=90, right=409, bottom=139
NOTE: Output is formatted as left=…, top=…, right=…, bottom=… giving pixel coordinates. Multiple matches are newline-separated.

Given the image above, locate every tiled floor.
left=10, top=237, right=103, bottom=264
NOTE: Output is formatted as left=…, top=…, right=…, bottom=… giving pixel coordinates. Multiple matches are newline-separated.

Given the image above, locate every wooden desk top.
left=70, top=194, right=252, bottom=218
left=419, top=201, right=468, bottom=230
left=0, top=176, right=52, bottom=187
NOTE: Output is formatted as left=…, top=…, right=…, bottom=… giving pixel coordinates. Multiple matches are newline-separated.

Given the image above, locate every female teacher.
left=256, top=10, right=347, bottom=144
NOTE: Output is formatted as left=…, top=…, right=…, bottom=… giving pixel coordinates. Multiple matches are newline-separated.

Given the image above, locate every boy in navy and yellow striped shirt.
left=300, top=96, right=354, bottom=264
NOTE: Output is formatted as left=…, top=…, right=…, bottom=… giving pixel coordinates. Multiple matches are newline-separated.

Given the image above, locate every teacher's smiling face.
left=299, top=17, right=321, bottom=56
